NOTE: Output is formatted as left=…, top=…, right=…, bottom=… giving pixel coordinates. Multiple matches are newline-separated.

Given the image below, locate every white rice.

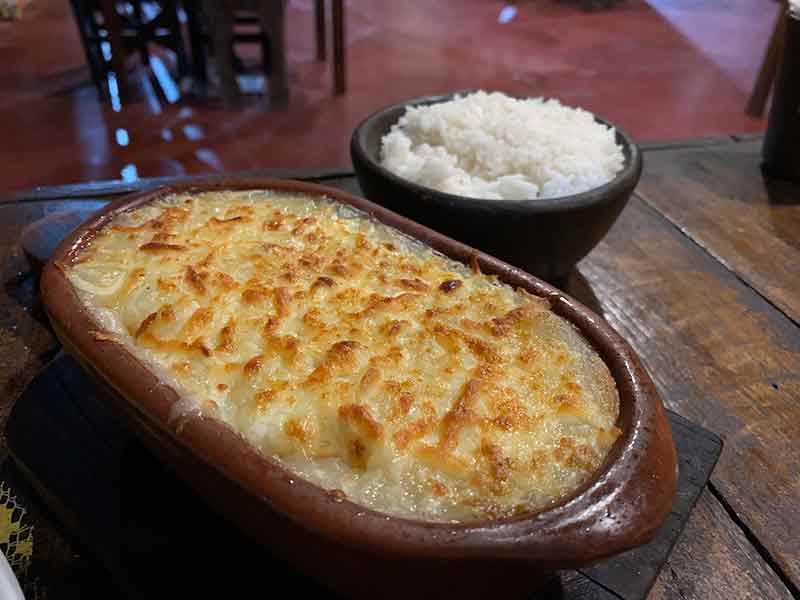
left=379, top=91, right=625, bottom=200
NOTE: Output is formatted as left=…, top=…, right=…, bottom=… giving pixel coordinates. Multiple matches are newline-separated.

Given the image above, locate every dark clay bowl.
left=41, top=178, right=676, bottom=600
left=351, top=93, right=643, bottom=284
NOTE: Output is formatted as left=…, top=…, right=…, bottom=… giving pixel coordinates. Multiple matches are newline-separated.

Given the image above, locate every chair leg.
left=204, top=0, right=237, bottom=103
left=183, top=0, right=208, bottom=93
left=132, top=0, right=150, bottom=66
left=162, top=0, right=190, bottom=80
left=100, top=0, right=129, bottom=100
left=261, top=28, right=272, bottom=75
left=747, top=5, right=788, bottom=118
left=259, top=0, right=288, bottom=103
left=314, top=0, right=325, bottom=61
left=332, top=0, right=345, bottom=94
left=69, top=0, right=107, bottom=98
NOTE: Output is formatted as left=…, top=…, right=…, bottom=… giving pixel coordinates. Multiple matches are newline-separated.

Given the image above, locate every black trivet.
left=6, top=355, right=721, bottom=599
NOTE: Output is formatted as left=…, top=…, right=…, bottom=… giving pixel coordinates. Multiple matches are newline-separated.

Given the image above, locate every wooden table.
left=0, top=135, right=798, bottom=599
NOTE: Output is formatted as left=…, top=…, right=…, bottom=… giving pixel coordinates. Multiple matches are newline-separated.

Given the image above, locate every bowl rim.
left=40, top=177, right=676, bottom=566
left=350, top=91, right=643, bottom=214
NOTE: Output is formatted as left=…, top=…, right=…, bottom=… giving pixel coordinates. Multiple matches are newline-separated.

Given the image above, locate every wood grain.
left=649, top=490, right=793, bottom=600
left=574, top=197, right=800, bottom=590
left=635, top=139, right=800, bottom=324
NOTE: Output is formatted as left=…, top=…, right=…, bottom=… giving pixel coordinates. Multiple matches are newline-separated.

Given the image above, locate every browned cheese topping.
left=67, top=191, right=620, bottom=522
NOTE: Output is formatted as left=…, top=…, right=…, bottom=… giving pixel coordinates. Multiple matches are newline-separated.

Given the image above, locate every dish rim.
left=350, top=91, right=643, bottom=214
left=41, top=177, right=676, bottom=565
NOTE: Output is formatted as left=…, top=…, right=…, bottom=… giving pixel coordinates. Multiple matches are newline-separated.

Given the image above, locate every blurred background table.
left=0, top=134, right=798, bottom=599
left=67, top=0, right=345, bottom=102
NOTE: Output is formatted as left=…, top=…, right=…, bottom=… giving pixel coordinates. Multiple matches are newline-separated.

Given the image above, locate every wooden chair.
left=69, top=0, right=190, bottom=101
left=194, top=0, right=345, bottom=104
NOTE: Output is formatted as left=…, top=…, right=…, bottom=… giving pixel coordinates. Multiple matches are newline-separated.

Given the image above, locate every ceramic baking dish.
left=41, top=178, right=678, bottom=599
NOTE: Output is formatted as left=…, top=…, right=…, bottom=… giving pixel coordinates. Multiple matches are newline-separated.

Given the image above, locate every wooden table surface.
left=0, top=135, right=798, bottom=599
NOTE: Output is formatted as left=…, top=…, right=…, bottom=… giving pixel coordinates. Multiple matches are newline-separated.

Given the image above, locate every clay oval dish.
left=41, top=178, right=677, bottom=599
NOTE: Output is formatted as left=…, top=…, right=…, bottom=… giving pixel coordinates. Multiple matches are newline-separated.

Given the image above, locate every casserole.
left=41, top=178, right=677, bottom=598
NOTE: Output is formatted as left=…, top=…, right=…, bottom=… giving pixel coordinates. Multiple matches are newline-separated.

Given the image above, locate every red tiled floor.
left=0, top=0, right=775, bottom=193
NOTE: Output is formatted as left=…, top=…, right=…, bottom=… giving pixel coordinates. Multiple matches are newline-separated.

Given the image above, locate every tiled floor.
left=0, top=0, right=775, bottom=193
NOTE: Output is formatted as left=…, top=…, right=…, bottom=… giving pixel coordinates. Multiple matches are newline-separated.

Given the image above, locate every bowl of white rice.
left=351, top=91, right=642, bottom=283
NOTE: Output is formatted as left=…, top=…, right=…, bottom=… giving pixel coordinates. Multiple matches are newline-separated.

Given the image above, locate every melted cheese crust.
left=67, top=190, right=620, bottom=522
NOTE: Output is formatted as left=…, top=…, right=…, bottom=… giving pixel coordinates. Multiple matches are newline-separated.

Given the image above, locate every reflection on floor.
left=0, top=0, right=774, bottom=192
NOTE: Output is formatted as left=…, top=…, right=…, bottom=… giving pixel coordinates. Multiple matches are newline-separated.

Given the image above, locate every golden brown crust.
left=185, top=266, right=206, bottom=295
left=66, top=190, right=621, bottom=522
left=338, top=404, right=384, bottom=441
left=139, top=242, right=187, bottom=252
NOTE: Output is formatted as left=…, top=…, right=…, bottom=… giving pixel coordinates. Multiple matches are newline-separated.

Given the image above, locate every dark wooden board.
left=6, top=354, right=721, bottom=600
left=580, top=414, right=719, bottom=600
